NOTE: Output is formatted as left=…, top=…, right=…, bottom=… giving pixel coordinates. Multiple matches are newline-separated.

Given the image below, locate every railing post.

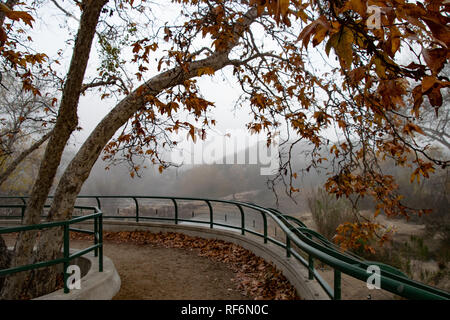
left=95, top=197, right=101, bottom=209
left=236, top=204, right=245, bottom=235
left=133, top=197, right=139, bottom=222
left=63, top=223, right=70, bottom=294
left=259, top=210, right=267, bottom=243
left=99, top=212, right=103, bottom=272
left=286, top=236, right=291, bottom=258
left=206, top=200, right=213, bottom=229
left=94, top=215, right=98, bottom=257
left=172, top=199, right=178, bottom=225
left=308, top=254, right=315, bottom=280
left=20, top=197, right=26, bottom=221
left=307, top=234, right=314, bottom=280
left=334, top=269, right=341, bottom=300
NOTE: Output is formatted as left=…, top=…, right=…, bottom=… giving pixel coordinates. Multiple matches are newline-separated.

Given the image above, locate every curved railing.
left=0, top=195, right=449, bottom=300
left=0, top=204, right=103, bottom=294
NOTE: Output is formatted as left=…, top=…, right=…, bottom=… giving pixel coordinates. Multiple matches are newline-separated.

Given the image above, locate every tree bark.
left=0, top=131, right=51, bottom=284
left=0, top=131, right=52, bottom=187
left=0, top=0, right=108, bottom=300
left=0, top=5, right=257, bottom=299
left=0, top=235, right=11, bottom=290
left=31, top=7, right=258, bottom=295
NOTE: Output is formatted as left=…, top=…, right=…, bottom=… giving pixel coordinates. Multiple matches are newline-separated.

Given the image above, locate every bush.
left=307, top=188, right=357, bottom=241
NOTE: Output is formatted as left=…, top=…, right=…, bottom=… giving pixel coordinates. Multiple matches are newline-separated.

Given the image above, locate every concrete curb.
left=34, top=251, right=121, bottom=300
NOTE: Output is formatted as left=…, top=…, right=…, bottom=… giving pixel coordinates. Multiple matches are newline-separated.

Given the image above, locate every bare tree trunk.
left=0, top=131, right=51, bottom=284
left=31, top=52, right=233, bottom=292
left=0, top=235, right=11, bottom=290
left=0, top=131, right=52, bottom=187
left=0, top=0, right=23, bottom=296
left=0, top=0, right=107, bottom=300
left=32, top=7, right=258, bottom=294
left=1, top=6, right=257, bottom=298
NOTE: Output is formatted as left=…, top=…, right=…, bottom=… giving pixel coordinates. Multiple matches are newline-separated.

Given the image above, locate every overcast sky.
left=30, top=3, right=268, bottom=161
left=26, top=0, right=365, bottom=172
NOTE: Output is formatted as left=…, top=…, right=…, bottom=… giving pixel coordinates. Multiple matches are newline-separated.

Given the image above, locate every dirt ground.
left=2, top=232, right=297, bottom=300
left=71, top=239, right=248, bottom=300
left=1, top=235, right=248, bottom=300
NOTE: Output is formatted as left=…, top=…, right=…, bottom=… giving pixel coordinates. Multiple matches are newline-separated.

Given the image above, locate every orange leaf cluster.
left=334, top=221, right=384, bottom=254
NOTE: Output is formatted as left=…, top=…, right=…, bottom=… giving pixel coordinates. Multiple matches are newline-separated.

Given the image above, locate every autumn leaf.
left=385, top=26, right=401, bottom=58
left=296, top=9, right=308, bottom=23
left=163, top=26, right=172, bottom=42
left=421, top=76, right=437, bottom=93
left=0, top=3, right=10, bottom=13
left=298, top=16, right=329, bottom=48
left=347, top=66, right=365, bottom=86
left=327, top=26, right=354, bottom=69
left=325, top=32, right=338, bottom=56
left=0, top=26, right=6, bottom=43
left=197, top=67, right=215, bottom=76
left=1, top=7, right=35, bottom=27
left=132, top=42, right=142, bottom=53
left=410, top=161, right=435, bottom=184
left=349, top=0, right=366, bottom=16
left=412, top=85, right=424, bottom=117
left=422, top=15, right=450, bottom=48
left=427, top=86, right=443, bottom=107
left=420, top=76, right=450, bottom=107
left=312, top=23, right=329, bottom=47
left=278, top=0, right=290, bottom=17
left=402, top=122, right=424, bottom=136
left=373, top=56, right=386, bottom=78
left=187, top=126, right=196, bottom=142
left=422, top=48, right=448, bottom=74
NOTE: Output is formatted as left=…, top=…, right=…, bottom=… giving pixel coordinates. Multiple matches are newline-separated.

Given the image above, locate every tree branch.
left=0, top=130, right=52, bottom=186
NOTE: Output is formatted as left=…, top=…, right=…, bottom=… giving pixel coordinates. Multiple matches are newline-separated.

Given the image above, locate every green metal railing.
left=0, top=195, right=449, bottom=300
left=0, top=204, right=103, bottom=294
